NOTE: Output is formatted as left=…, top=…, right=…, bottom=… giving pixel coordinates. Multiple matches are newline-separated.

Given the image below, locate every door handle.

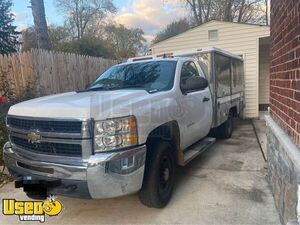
left=203, top=97, right=210, bottom=102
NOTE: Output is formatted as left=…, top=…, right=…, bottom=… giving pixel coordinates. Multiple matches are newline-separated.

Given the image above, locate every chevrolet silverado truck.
left=3, top=47, right=244, bottom=208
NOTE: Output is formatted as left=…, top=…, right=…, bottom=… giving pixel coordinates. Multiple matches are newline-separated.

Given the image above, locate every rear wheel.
left=139, top=142, right=175, bottom=208
left=217, top=112, right=233, bottom=139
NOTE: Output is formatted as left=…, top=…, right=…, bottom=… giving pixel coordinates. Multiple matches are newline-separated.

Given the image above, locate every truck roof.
left=180, top=47, right=243, bottom=61
left=122, top=57, right=190, bottom=66
left=127, top=47, right=243, bottom=63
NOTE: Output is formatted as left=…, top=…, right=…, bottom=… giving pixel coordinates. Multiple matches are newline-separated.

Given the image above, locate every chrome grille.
left=7, top=117, right=82, bottom=133
left=11, top=136, right=82, bottom=157
left=6, top=116, right=87, bottom=158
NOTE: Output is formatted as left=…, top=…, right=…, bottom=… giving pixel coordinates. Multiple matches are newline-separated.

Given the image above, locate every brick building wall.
left=267, top=0, right=300, bottom=223
left=270, top=0, right=300, bottom=147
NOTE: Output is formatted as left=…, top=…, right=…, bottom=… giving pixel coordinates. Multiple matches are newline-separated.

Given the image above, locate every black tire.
left=139, top=142, right=176, bottom=208
left=216, top=112, right=233, bottom=139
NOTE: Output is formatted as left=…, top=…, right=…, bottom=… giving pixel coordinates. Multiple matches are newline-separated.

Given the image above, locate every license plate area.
left=15, top=177, right=61, bottom=199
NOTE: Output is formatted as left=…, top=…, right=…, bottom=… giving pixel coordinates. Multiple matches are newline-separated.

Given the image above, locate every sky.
left=11, top=0, right=189, bottom=42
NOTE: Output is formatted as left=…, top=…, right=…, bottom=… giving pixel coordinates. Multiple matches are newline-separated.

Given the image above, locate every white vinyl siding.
left=151, top=20, right=270, bottom=118
left=259, top=44, right=270, bottom=105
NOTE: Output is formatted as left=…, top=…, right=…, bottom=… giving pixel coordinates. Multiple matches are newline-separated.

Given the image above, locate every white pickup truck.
left=3, top=47, right=244, bottom=208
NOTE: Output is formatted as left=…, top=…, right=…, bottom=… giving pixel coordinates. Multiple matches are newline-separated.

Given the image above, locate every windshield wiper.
left=77, top=85, right=146, bottom=93
left=77, top=87, right=109, bottom=93
left=109, top=85, right=145, bottom=90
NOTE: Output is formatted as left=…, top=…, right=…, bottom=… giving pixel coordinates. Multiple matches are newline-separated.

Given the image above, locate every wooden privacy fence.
left=0, top=51, right=33, bottom=97
left=0, top=49, right=117, bottom=97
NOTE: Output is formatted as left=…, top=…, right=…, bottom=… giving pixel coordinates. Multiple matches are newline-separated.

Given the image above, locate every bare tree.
left=224, top=0, right=233, bottom=21
left=237, top=0, right=246, bottom=22
left=56, top=0, right=116, bottom=39
left=264, top=0, right=269, bottom=25
left=185, top=0, right=202, bottom=25
left=30, top=0, right=50, bottom=49
left=183, top=0, right=267, bottom=25
left=203, top=0, right=212, bottom=21
left=186, top=0, right=208, bottom=25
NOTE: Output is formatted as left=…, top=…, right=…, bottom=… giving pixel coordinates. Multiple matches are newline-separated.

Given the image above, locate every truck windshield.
left=85, top=61, right=177, bottom=93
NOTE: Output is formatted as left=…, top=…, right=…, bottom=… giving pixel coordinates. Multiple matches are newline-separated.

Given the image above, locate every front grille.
left=11, top=136, right=82, bottom=157
left=7, top=117, right=82, bottom=133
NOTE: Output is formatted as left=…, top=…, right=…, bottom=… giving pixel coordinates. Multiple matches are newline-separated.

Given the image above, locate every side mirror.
left=181, top=76, right=208, bottom=93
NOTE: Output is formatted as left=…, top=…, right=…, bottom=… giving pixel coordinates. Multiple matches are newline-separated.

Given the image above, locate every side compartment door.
left=215, top=53, right=232, bottom=126
left=178, top=61, right=213, bottom=149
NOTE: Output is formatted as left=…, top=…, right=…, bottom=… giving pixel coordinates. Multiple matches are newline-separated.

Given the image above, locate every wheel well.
left=230, top=106, right=238, bottom=117
left=146, top=121, right=181, bottom=161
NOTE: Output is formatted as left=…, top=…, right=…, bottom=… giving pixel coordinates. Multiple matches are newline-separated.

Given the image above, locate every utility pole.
left=30, top=0, right=50, bottom=49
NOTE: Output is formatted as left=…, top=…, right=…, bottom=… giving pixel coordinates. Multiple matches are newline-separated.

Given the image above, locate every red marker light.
left=0, top=96, right=7, bottom=104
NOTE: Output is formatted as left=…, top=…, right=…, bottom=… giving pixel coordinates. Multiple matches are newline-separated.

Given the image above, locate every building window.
left=208, top=30, right=218, bottom=41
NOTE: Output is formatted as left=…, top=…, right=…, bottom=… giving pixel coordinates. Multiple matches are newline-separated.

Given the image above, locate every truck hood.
left=8, top=90, right=152, bottom=120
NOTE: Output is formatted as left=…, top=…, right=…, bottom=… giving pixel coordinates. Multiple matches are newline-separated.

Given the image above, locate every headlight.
left=94, top=116, right=138, bottom=152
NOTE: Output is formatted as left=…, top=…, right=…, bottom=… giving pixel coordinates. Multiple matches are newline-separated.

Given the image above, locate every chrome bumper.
left=3, top=142, right=146, bottom=199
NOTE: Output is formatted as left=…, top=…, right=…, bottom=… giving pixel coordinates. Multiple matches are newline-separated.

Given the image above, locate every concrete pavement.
left=0, top=120, right=280, bottom=224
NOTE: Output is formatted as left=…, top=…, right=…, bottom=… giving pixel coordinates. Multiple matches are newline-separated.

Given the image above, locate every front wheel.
left=139, top=142, right=176, bottom=208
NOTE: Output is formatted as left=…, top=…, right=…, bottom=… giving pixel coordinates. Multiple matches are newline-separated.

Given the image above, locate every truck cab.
left=3, top=47, right=244, bottom=208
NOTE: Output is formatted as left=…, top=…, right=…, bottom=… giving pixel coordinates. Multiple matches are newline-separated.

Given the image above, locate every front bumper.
left=3, top=142, right=146, bottom=199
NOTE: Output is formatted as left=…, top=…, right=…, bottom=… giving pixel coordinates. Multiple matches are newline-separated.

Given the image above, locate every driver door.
left=179, top=61, right=213, bottom=149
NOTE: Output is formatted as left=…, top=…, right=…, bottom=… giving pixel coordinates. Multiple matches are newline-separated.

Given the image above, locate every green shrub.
left=0, top=68, right=37, bottom=166
left=0, top=102, right=11, bottom=164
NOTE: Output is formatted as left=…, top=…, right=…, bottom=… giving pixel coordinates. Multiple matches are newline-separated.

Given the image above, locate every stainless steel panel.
left=194, top=49, right=245, bottom=128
